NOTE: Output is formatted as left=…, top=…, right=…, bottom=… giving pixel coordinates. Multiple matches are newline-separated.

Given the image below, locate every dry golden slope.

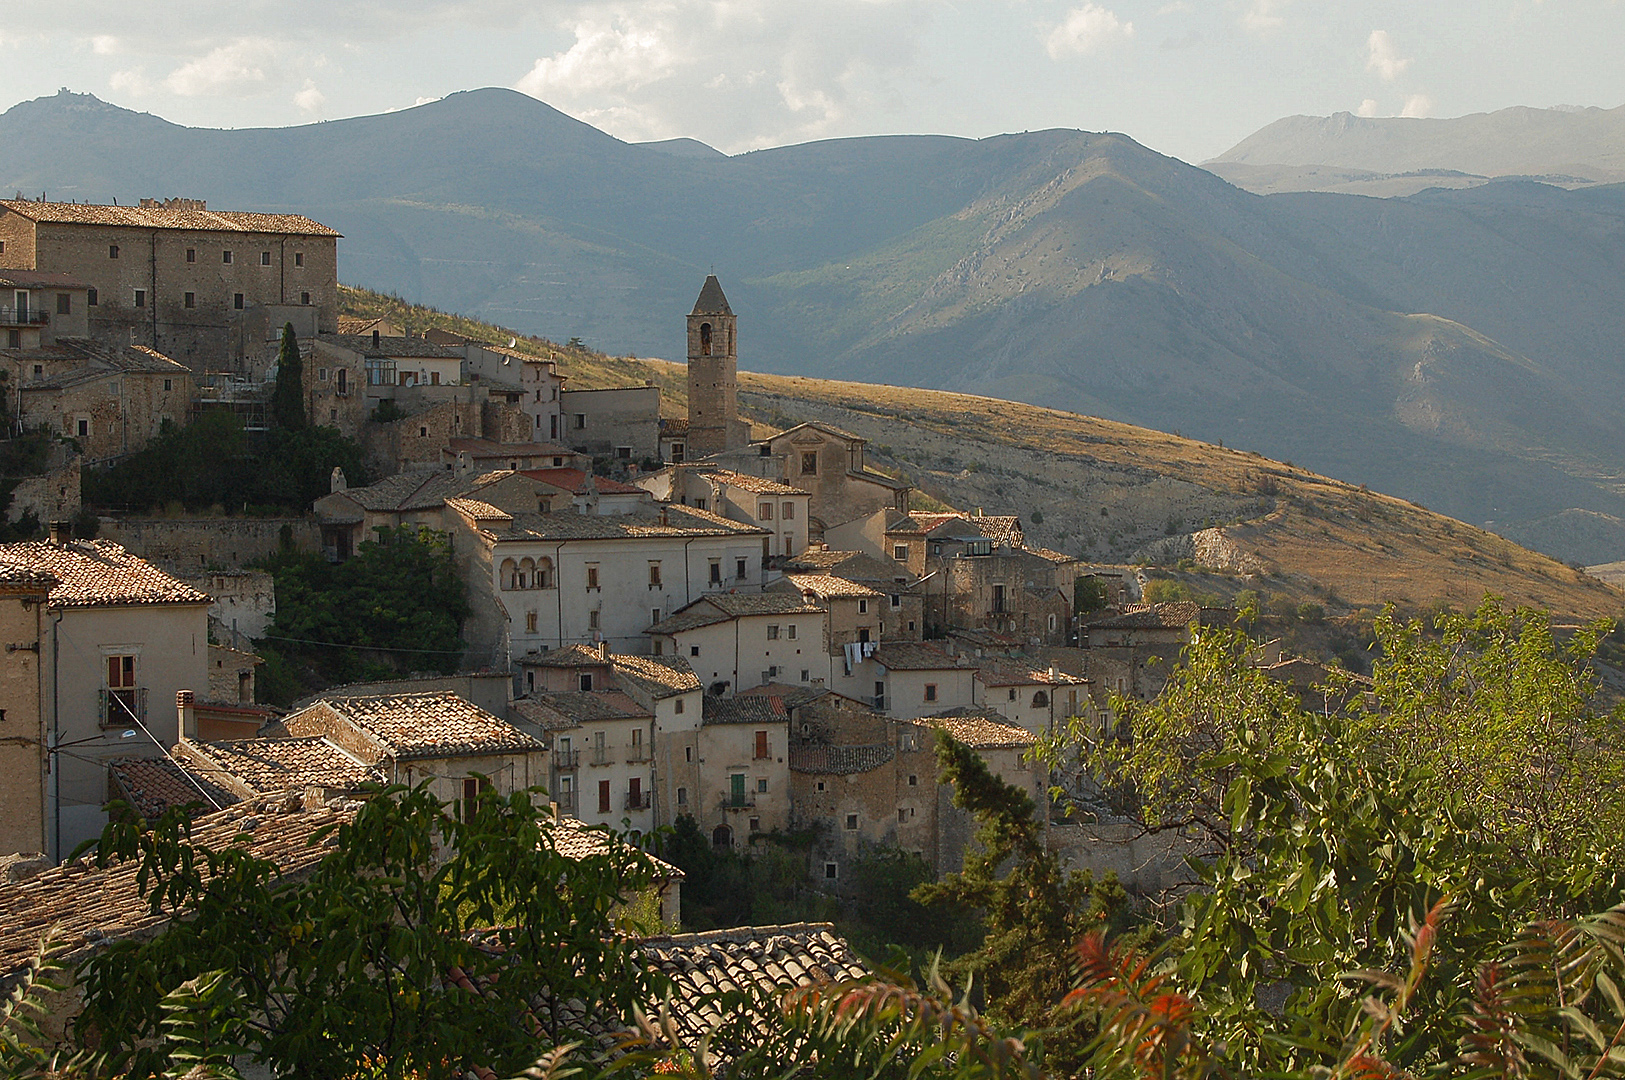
left=337, top=288, right=1622, bottom=620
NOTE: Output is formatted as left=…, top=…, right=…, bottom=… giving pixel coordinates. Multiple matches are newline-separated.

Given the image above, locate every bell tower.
left=686, top=275, right=748, bottom=455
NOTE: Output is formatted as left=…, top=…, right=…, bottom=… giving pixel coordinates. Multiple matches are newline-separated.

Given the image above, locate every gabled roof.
left=177, top=736, right=378, bottom=796
left=789, top=743, right=896, bottom=775
left=702, top=695, right=787, bottom=725
left=511, top=691, right=649, bottom=729
left=683, top=467, right=808, bottom=496
left=522, top=643, right=610, bottom=668
left=0, top=540, right=209, bottom=608
left=736, top=683, right=833, bottom=710
left=12, top=339, right=189, bottom=390
left=0, top=199, right=340, bottom=236
left=609, top=653, right=702, bottom=699
left=649, top=593, right=824, bottom=635
left=974, top=658, right=1087, bottom=688
left=780, top=573, right=883, bottom=600
left=0, top=795, right=353, bottom=978
left=519, top=467, right=644, bottom=495
left=1085, top=601, right=1202, bottom=630
left=871, top=642, right=967, bottom=671
left=913, top=513, right=1023, bottom=547
left=496, top=504, right=766, bottom=542
left=321, top=334, right=462, bottom=359
left=289, top=691, right=542, bottom=761
left=329, top=468, right=464, bottom=513
left=918, top=707, right=1036, bottom=749
left=107, top=757, right=238, bottom=819
left=690, top=275, right=733, bottom=317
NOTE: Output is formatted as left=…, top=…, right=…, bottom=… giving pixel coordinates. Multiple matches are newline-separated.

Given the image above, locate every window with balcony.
left=728, top=773, right=748, bottom=808
left=102, top=655, right=144, bottom=727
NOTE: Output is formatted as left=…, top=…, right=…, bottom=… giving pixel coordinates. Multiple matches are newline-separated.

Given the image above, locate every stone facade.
left=706, top=422, right=910, bottom=541
left=10, top=340, right=192, bottom=463
left=559, top=386, right=661, bottom=462
left=4, top=452, right=80, bottom=529
left=0, top=570, right=52, bottom=857
left=98, top=517, right=321, bottom=571
left=685, top=276, right=750, bottom=456
left=0, top=199, right=340, bottom=372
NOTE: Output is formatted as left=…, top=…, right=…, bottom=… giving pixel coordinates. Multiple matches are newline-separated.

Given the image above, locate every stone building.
left=559, top=385, right=662, bottom=463
left=13, top=340, right=192, bottom=462
left=647, top=594, right=831, bottom=696
left=782, top=547, right=925, bottom=642
left=0, top=198, right=340, bottom=370
left=684, top=276, right=750, bottom=456
left=0, top=270, right=91, bottom=352
left=0, top=566, right=53, bottom=857
left=636, top=465, right=812, bottom=559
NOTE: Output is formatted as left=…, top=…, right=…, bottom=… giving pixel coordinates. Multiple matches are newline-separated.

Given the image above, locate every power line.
left=258, top=632, right=466, bottom=656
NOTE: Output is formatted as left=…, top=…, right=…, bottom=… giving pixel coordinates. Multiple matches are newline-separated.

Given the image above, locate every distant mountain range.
left=5, top=88, right=1625, bottom=565
left=1207, top=104, right=1625, bottom=196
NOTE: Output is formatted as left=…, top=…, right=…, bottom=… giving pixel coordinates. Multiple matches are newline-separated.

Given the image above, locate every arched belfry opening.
left=700, top=322, right=712, bottom=356
left=685, top=274, right=748, bottom=455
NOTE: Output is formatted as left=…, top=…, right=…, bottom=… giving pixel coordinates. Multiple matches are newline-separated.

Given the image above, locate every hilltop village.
left=0, top=196, right=1326, bottom=1029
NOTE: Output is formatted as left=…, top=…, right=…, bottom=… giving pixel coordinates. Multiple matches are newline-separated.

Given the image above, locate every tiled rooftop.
left=687, top=467, right=809, bottom=496
left=522, top=643, right=609, bottom=668
left=519, top=467, right=644, bottom=495
left=735, top=683, right=831, bottom=710
left=648, top=594, right=823, bottom=635
left=178, top=737, right=377, bottom=795
left=974, top=658, right=1087, bottom=687
left=444, top=497, right=512, bottom=522
left=321, top=334, right=462, bottom=359
left=291, top=691, right=543, bottom=761
left=912, top=513, right=1023, bottom=547
left=1086, top=601, right=1203, bottom=630
left=789, top=743, right=896, bottom=775
left=107, top=757, right=238, bottom=819
left=702, top=695, right=787, bottom=725
left=0, top=565, right=56, bottom=590
left=511, top=691, right=649, bottom=728
left=918, top=707, right=1036, bottom=749
left=871, top=642, right=966, bottom=671
left=609, top=653, right=702, bottom=699
left=545, top=816, right=682, bottom=880
left=0, top=795, right=354, bottom=977
left=781, top=573, right=883, bottom=600
left=447, top=437, right=574, bottom=459
left=499, top=503, right=762, bottom=542
left=0, top=199, right=340, bottom=236
left=0, top=540, right=210, bottom=608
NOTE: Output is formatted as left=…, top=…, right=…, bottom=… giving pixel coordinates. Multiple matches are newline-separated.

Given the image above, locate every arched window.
left=519, top=557, right=536, bottom=590
left=535, top=557, right=554, bottom=589
left=711, top=824, right=733, bottom=849
left=699, top=322, right=712, bottom=357
left=1032, top=690, right=1050, bottom=708
left=499, top=558, right=518, bottom=590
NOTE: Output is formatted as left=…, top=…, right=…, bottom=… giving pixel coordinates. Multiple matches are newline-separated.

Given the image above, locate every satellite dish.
left=509, top=337, right=517, bottom=348
left=121, top=729, right=136, bottom=738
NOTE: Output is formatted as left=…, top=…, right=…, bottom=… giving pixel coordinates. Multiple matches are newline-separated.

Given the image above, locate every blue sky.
left=1, top=0, right=1621, bottom=163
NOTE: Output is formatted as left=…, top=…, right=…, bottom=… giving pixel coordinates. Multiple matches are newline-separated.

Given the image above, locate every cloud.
left=1243, top=0, right=1289, bottom=32
left=293, top=79, right=325, bottom=114
left=1357, top=98, right=1380, bottom=117
left=108, top=67, right=151, bottom=95
left=1401, top=93, right=1434, bottom=118
left=1045, top=4, right=1134, bottom=58
left=164, top=38, right=279, bottom=96
left=512, top=1, right=933, bottom=151
left=90, top=35, right=119, bottom=55
left=1365, top=30, right=1411, bottom=81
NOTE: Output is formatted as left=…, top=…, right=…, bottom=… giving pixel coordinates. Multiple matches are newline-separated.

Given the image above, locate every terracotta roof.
left=178, top=737, right=377, bottom=796
left=321, top=334, right=462, bottom=359
left=107, top=757, right=238, bottom=819
left=0, top=795, right=354, bottom=978
left=546, top=816, right=682, bottom=880
left=511, top=691, right=649, bottom=728
left=11, top=339, right=189, bottom=390
left=0, top=199, right=340, bottom=236
left=687, top=467, right=808, bottom=496
left=649, top=594, right=822, bottom=635
left=871, top=642, right=966, bottom=671
left=974, top=658, right=1087, bottom=687
left=447, top=437, right=575, bottom=459
left=498, top=504, right=765, bottom=542
left=690, top=275, right=733, bottom=316
left=646, top=608, right=733, bottom=635
left=0, top=540, right=209, bottom=607
left=914, top=513, right=1023, bottom=547
left=946, top=627, right=1024, bottom=650
left=0, top=565, right=56, bottom=590
left=518, top=467, right=644, bottom=496
left=444, top=497, right=512, bottom=522
left=702, top=695, right=787, bottom=725
left=1030, top=547, right=1080, bottom=564
left=289, top=691, right=542, bottom=761
left=522, top=644, right=609, bottom=668
left=781, top=573, right=883, bottom=600
left=736, top=683, right=832, bottom=709
left=919, top=707, right=1036, bottom=749
left=660, top=418, right=690, bottom=436
left=1086, top=601, right=1202, bottom=630
left=335, top=315, right=388, bottom=335
left=789, top=744, right=895, bottom=774
left=609, top=654, right=701, bottom=699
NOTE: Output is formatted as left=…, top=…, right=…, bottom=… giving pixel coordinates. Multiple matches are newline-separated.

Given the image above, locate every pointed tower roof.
left=690, top=275, right=733, bottom=317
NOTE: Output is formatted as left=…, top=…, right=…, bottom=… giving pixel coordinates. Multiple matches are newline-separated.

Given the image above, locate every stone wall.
left=1046, top=822, right=1203, bottom=898
left=6, top=453, right=80, bottom=526
left=179, top=569, right=275, bottom=645
left=559, top=386, right=661, bottom=461
left=99, top=517, right=320, bottom=571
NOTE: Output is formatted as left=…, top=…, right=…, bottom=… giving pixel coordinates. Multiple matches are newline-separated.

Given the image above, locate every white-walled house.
left=843, top=641, right=977, bottom=720
left=637, top=466, right=811, bottom=559
left=972, top=658, right=1090, bottom=738
left=449, top=499, right=771, bottom=666
left=647, top=594, right=831, bottom=697
left=0, top=536, right=211, bottom=859
left=694, top=695, right=791, bottom=850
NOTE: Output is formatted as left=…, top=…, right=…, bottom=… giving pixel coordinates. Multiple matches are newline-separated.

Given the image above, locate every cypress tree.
left=271, top=323, right=306, bottom=430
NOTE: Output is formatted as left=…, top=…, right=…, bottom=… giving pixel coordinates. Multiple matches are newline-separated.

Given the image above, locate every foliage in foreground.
left=255, top=525, right=470, bottom=702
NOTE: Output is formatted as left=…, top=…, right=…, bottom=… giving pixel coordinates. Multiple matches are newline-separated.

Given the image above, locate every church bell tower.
left=685, top=275, right=748, bottom=455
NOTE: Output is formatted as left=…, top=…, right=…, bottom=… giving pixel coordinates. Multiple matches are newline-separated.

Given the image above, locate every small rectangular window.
left=586, top=565, right=599, bottom=588
left=736, top=557, right=747, bottom=579
left=782, top=502, right=795, bottom=520
left=573, top=414, right=586, bottom=429
left=233, top=293, right=244, bottom=310
left=709, top=561, right=721, bottom=585
left=588, top=610, right=600, bottom=629
left=677, top=786, right=688, bottom=805
left=616, top=445, right=631, bottom=460
left=891, top=594, right=902, bottom=609
left=318, top=367, right=329, bottom=381
left=767, top=625, right=779, bottom=640
left=260, top=251, right=271, bottom=266
left=801, top=669, right=809, bottom=681
left=183, top=292, right=195, bottom=308
left=55, top=294, right=70, bottom=315
left=755, top=730, right=769, bottom=759
left=108, top=245, right=119, bottom=259
left=924, top=684, right=938, bottom=702
left=858, top=599, right=868, bottom=614
left=579, top=672, right=594, bottom=692
left=690, top=645, right=700, bottom=657
left=133, top=289, right=146, bottom=308
left=87, top=289, right=97, bottom=306
left=163, top=379, right=172, bottom=391
left=786, top=624, right=797, bottom=640
left=525, top=611, right=537, bottom=633
left=909, top=774, right=918, bottom=786
left=749, top=816, right=760, bottom=832
left=674, top=697, right=684, bottom=715
left=758, top=501, right=774, bottom=520
left=185, top=248, right=196, bottom=263
left=295, top=252, right=304, bottom=267
left=685, top=746, right=694, bottom=762
left=648, top=562, right=662, bottom=587
left=598, top=780, right=611, bottom=813
left=756, top=777, right=768, bottom=793
left=222, top=250, right=233, bottom=264
left=301, top=292, right=310, bottom=305
left=845, top=813, right=858, bottom=830
left=825, top=861, right=838, bottom=880
left=894, top=544, right=908, bottom=561
left=801, top=451, right=818, bottom=475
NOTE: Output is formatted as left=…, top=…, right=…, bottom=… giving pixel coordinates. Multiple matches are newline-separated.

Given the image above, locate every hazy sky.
left=1, top=1, right=1621, bottom=163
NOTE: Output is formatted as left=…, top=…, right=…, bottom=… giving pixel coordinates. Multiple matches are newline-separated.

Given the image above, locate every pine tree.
left=270, top=323, right=306, bottom=430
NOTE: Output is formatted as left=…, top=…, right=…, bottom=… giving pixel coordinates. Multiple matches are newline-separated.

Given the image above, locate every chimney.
left=1049, top=666, right=1059, bottom=681
left=659, top=505, right=669, bottom=526
left=372, top=329, right=381, bottom=348
left=47, top=520, right=72, bottom=545
left=599, top=641, right=611, bottom=661
left=330, top=466, right=347, bottom=493
left=176, top=689, right=197, bottom=742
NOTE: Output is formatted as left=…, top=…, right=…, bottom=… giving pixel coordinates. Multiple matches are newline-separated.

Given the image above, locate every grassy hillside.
left=339, top=287, right=1623, bottom=621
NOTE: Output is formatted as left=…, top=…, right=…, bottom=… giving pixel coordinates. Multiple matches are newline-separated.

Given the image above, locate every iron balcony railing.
left=624, top=791, right=652, bottom=811
left=625, top=744, right=650, bottom=763
left=588, top=747, right=613, bottom=766
left=0, top=307, right=48, bottom=326
left=553, top=748, right=581, bottom=770
left=719, top=792, right=756, bottom=810
left=99, top=687, right=148, bottom=728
